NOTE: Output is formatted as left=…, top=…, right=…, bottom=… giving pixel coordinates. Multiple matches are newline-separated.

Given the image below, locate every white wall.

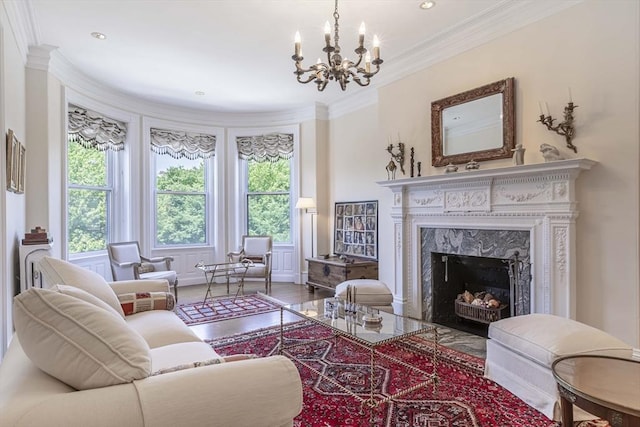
left=0, top=1, right=27, bottom=358
left=328, top=0, right=640, bottom=346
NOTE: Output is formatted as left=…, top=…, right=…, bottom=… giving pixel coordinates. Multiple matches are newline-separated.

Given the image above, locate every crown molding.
left=375, top=0, right=583, bottom=88
left=328, top=89, right=378, bottom=120
left=3, top=0, right=40, bottom=63
left=38, top=48, right=328, bottom=127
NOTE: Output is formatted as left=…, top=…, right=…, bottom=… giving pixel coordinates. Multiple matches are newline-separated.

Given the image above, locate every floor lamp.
left=295, top=197, right=317, bottom=258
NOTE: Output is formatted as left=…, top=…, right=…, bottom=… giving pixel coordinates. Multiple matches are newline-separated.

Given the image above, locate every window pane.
left=68, top=188, right=108, bottom=254
left=248, top=159, right=290, bottom=192
left=156, top=155, right=205, bottom=192
left=68, top=141, right=107, bottom=186
left=156, top=194, right=206, bottom=245
left=248, top=194, right=290, bottom=243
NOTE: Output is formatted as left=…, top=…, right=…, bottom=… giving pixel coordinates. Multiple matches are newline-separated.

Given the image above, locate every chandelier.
left=292, top=0, right=383, bottom=91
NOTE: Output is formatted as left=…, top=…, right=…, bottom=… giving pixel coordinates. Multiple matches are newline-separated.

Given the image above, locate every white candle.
left=544, top=102, right=550, bottom=116
left=294, top=31, right=301, bottom=57
left=373, top=35, right=380, bottom=60
left=324, top=21, right=331, bottom=46
left=365, top=52, right=371, bottom=73
left=538, top=101, right=543, bottom=116
left=358, top=22, right=365, bottom=47
left=568, top=87, right=573, bottom=103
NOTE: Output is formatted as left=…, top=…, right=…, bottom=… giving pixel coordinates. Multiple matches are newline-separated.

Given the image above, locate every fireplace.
left=378, top=159, right=595, bottom=322
left=431, top=250, right=530, bottom=336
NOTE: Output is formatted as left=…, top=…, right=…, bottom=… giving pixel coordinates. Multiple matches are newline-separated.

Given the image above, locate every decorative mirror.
left=431, top=77, right=515, bottom=167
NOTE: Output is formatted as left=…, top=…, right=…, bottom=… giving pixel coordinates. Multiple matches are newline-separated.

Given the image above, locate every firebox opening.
left=431, top=252, right=513, bottom=337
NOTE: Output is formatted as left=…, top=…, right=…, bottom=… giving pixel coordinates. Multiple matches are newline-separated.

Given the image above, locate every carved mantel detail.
left=378, top=159, right=596, bottom=319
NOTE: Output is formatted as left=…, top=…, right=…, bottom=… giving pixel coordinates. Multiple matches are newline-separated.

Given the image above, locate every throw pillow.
left=52, top=284, right=122, bottom=318
left=118, top=292, right=176, bottom=316
left=39, top=256, right=125, bottom=317
left=13, top=288, right=151, bottom=390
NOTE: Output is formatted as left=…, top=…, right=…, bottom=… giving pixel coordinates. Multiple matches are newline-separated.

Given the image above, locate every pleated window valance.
left=236, top=133, right=294, bottom=163
left=68, top=104, right=127, bottom=151
left=150, top=127, right=216, bottom=160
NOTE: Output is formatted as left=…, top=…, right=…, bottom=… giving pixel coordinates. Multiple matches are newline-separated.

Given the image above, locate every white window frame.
left=142, top=117, right=222, bottom=253
left=63, top=92, right=139, bottom=261
left=227, top=125, right=300, bottom=250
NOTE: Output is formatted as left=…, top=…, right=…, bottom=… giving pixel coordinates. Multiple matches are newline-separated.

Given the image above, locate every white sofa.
left=0, top=257, right=303, bottom=427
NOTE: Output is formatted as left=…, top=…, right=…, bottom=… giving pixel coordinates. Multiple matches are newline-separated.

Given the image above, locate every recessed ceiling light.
left=195, top=91, right=205, bottom=96
left=420, top=1, right=436, bottom=10
left=91, top=32, right=107, bottom=40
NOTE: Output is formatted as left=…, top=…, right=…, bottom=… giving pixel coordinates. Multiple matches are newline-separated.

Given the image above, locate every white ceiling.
left=25, top=0, right=573, bottom=114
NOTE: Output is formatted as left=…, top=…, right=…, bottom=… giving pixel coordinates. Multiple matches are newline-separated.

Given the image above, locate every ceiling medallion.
left=292, top=0, right=383, bottom=91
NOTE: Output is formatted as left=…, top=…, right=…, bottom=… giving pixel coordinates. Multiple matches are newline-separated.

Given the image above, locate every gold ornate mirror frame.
left=431, top=77, right=515, bottom=167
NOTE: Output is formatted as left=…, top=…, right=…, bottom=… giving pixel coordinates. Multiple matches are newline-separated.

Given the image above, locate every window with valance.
left=67, top=104, right=127, bottom=151
left=237, top=132, right=295, bottom=243
left=236, top=133, right=294, bottom=162
left=150, top=127, right=216, bottom=159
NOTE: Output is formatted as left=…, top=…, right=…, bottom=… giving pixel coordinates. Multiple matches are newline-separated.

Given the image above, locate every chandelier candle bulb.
left=294, top=31, right=301, bottom=57
left=365, top=52, right=371, bottom=73
left=373, top=35, right=380, bottom=60
left=324, top=21, right=331, bottom=45
left=359, top=22, right=365, bottom=47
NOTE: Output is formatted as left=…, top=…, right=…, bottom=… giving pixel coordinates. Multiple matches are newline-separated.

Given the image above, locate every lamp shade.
left=295, top=197, right=316, bottom=210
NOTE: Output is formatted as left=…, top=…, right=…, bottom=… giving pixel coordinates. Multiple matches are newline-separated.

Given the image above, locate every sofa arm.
left=108, top=279, right=170, bottom=295
left=134, top=355, right=302, bottom=427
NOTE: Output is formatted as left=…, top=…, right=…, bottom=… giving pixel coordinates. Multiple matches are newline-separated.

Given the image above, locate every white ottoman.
left=334, top=279, right=394, bottom=313
left=484, top=314, right=632, bottom=421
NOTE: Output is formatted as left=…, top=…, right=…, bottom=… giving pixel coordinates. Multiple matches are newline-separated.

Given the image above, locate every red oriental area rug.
left=207, top=321, right=610, bottom=427
left=176, top=294, right=281, bottom=325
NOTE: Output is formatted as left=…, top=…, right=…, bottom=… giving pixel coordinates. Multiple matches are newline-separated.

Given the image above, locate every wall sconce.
left=295, top=197, right=317, bottom=258
left=537, top=96, right=578, bottom=153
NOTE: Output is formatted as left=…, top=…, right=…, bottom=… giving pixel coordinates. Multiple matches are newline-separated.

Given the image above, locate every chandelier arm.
left=297, top=73, right=319, bottom=85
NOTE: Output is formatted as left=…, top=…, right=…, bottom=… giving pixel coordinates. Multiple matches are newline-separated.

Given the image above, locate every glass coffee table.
left=279, top=298, right=439, bottom=412
left=552, top=354, right=640, bottom=427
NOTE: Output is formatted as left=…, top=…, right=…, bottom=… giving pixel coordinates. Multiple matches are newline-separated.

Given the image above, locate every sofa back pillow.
left=52, top=284, right=123, bottom=318
left=39, top=256, right=125, bottom=317
left=13, top=288, right=151, bottom=390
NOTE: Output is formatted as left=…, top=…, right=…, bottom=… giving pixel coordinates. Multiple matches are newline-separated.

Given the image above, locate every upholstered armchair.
left=228, top=235, right=273, bottom=292
left=107, top=241, right=179, bottom=301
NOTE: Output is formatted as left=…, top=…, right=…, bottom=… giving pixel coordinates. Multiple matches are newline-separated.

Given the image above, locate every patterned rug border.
left=176, top=293, right=282, bottom=325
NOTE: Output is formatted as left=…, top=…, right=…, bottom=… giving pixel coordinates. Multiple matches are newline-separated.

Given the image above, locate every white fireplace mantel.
left=377, top=158, right=597, bottom=320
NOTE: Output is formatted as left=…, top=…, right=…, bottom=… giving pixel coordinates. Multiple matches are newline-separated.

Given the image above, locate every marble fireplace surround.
left=378, top=158, right=596, bottom=321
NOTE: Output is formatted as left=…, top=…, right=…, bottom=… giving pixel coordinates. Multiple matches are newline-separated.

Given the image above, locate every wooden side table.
left=306, top=256, right=378, bottom=292
left=552, top=355, right=640, bottom=427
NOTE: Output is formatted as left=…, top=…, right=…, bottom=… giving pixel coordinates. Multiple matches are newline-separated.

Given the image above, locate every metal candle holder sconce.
left=537, top=99, right=578, bottom=153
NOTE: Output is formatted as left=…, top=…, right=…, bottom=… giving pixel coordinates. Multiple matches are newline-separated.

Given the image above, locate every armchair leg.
left=173, top=279, right=179, bottom=303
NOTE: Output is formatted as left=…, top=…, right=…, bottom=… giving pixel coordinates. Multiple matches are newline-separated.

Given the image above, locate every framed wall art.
left=6, top=129, right=18, bottom=192
left=334, top=200, right=378, bottom=260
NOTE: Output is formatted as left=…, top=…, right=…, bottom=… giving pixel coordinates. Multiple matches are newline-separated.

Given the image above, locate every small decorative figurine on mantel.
left=512, top=144, right=526, bottom=165
left=386, top=159, right=397, bottom=180
left=540, top=143, right=565, bottom=162
left=445, top=163, right=458, bottom=173
left=465, top=159, right=480, bottom=170
left=386, top=136, right=406, bottom=175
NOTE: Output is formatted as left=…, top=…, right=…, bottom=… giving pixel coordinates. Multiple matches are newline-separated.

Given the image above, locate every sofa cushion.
left=40, top=256, right=125, bottom=317
left=125, top=310, right=201, bottom=349
left=335, top=279, right=393, bottom=305
left=52, top=284, right=122, bottom=318
left=149, top=341, right=221, bottom=373
left=488, top=313, right=632, bottom=368
left=13, top=288, right=151, bottom=390
left=118, top=292, right=175, bottom=315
